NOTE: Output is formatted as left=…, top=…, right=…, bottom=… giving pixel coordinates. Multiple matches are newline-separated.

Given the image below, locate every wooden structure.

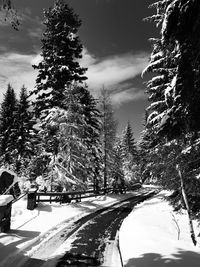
left=0, top=195, right=14, bottom=232
left=27, top=183, right=142, bottom=210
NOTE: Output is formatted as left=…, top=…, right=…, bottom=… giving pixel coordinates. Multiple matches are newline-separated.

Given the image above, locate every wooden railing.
left=27, top=183, right=142, bottom=210
left=36, top=187, right=112, bottom=204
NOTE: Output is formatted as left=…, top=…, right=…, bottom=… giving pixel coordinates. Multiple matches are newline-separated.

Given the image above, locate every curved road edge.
left=0, top=187, right=158, bottom=267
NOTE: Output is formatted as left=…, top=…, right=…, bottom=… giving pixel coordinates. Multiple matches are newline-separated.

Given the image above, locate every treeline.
left=0, top=84, right=139, bottom=191
left=0, top=0, right=139, bottom=192
left=140, top=0, right=200, bottom=244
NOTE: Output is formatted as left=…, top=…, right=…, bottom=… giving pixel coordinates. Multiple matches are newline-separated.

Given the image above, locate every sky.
left=0, top=0, right=158, bottom=140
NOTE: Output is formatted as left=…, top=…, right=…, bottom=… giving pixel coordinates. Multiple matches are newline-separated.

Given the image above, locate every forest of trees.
left=0, top=0, right=139, bottom=194
left=1, top=0, right=200, bottom=243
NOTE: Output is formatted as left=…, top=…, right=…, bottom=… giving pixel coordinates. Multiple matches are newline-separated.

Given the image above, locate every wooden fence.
left=27, top=183, right=142, bottom=210
left=36, top=188, right=112, bottom=204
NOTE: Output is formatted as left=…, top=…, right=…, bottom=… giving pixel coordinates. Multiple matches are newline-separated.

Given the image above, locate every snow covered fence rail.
left=12, top=192, right=27, bottom=204
left=27, top=183, right=142, bottom=210
left=35, top=187, right=113, bottom=206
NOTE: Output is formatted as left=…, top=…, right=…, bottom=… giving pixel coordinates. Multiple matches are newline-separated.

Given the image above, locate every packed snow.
left=0, top=187, right=200, bottom=267
left=0, top=190, right=143, bottom=266
left=119, top=190, right=200, bottom=267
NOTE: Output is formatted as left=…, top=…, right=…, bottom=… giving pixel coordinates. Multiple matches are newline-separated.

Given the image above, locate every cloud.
left=111, top=87, right=145, bottom=107
left=20, top=11, right=44, bottom=42
left=28, top=26, right=43, bottom=39
left=0, top=48, right=148, bottom=106
left=81, top=48, right=148, bottom=105
left=0, top=52, right=38, bottom=100
left=31, top=54, right=42, bottom=66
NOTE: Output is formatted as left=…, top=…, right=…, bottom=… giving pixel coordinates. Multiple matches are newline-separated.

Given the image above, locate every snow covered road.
left=47, top=193, right=155, bottom=266
left=0, top=188, right=155, bottom=267
left=2, top=187, right=199, bottom=267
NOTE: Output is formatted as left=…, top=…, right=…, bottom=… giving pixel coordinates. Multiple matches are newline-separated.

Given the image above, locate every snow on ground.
left=119, top=190, right=200, bottom=267
left=1, top=187, right=200, bottom=267
left=0, top=195, right=14, bottom=205
left=0, top=190, right=142, bottom=266
left=11, top=192, right=134, bottom=237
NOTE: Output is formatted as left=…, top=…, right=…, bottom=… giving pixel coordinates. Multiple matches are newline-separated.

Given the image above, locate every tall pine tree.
left=0, top=84, right=17, bottom=165
left=143, top=0, right=200, bottom=245
left=14, top=86, right=37, bottom=172
left=121, top=122, right=138, bottom=184
left=121, top=122, right=137, bottom=159
left=29, top=0, right=102, bottom=188
left=32, top=0, right=87, bottom=116
left=143, top=0, right=200, bottom=139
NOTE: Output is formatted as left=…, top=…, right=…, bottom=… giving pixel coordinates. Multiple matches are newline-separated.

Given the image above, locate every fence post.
left=27, top=188, right=37, bottom=210
left=0, top=195, right=14, bottom=232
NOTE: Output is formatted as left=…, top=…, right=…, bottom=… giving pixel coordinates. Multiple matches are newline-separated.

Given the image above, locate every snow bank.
left=119, top=191, right=200, bottom=267
left=0, top=195, right=14, bottom=206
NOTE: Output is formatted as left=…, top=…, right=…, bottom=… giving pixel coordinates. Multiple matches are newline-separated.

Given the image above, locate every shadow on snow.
left=124, top=250, right=200, bottom=267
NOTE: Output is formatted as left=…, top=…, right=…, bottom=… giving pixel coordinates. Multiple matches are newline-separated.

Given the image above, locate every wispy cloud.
left=28, top=26, right=43, bottom=39
left=0, top=48, right=148, bottom=105
left=111, top=87, right=145, bottom=107
left=20, top=10, right=44, bottom=42
left=81, top=48, right=148, bottom=106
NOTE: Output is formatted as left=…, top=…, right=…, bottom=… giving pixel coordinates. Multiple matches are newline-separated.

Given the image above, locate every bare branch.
left=171, top=211, right=180, bottom=240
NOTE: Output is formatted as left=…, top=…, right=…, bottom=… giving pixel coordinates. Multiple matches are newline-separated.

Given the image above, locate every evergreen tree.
left=143, top=0, right=200, bottom=245
left=121, top=122, right=137, bottom=159
left=111, top=138, right=124, bottom=190
left=0, top=84, right=17, bottom=164
left=30, top=0, right=99, bottom=188
left=39, top=84, right=101, bottom=187
left=161, top=0, right=200, bottom=137
left=143, top=0, right=200, bottom=139
left=138, top=112, right=161, bottom=183
left=60, top=84, right=101, bottom=184
left=76, top=85, right=102, bottom=189
left=120, top=122, right=138, bottom=183
left=32, top=0, right=87, bottom=116
left=98, top=88, right=117, bottom=190
left=14, top=86, right=37, bottom=172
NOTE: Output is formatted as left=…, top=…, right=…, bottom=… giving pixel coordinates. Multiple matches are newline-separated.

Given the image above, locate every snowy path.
left=45, top=193, right=155, bottom=266
left=0, top=188, right=155, bottom=267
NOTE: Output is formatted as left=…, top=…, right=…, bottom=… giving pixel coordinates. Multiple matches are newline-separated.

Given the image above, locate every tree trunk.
left=103, top=98, right=107, bottom=193
left=103, top=141, right=108, bottom=194
left=176, top=164, right=197, bottom=246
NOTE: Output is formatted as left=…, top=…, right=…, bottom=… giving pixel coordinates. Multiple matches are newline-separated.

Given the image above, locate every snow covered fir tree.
left=32, top=0, right=87, bottom=115
left=29, top=0, right=102, bottom=191
left=141, top=0, right=200, bottom=245
left=0, top=84, right=17, bottom=165
left=120, top=122, right=139, bottom=184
